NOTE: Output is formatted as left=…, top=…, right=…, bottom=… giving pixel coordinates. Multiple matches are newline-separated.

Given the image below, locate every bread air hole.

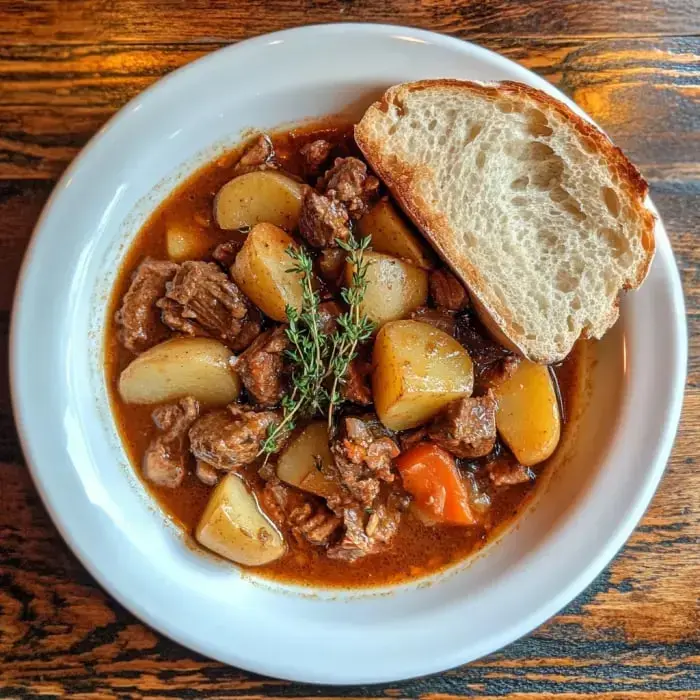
left=466, top=123, right=482, bottom=143
left=475, top=151, right=486, bottom=169
left=511, top=176, right=529, bottom=191
left=603, top=187, right=620, bottom=217
left=527, top=109, right=553, bottom=137
left=549, top=187, right=586, bottom=222
left=556, top=270, right=577, bottom=293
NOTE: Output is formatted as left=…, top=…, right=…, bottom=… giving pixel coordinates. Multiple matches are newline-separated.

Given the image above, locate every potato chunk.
left=346, top=252, right=428, bottom=329
left=166, top=222, right=210, bottom=262
left=372, top=320, right=474, bottom=431
left=358, top=199, right=437, bottom=269
left=214, top=171, right=305, bottom=231
left=231, top=222, right=304, bottom=322
left=493, top=360, right=561, bottom=466
left=118, top=337, right=240, bottom=406
left=277, top=421, right=341, bottom=498
left=196, top=474, right=285, bottom=566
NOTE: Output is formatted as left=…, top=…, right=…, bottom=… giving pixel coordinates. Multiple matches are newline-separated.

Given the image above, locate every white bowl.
left=10, top=24, right=686, bottom=684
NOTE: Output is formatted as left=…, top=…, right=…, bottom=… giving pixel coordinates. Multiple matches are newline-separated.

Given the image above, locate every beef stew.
left=105, top=122, right=588, bottom=587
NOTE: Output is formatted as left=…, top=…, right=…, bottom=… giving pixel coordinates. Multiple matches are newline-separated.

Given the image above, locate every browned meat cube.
left=327, top=492, right=407, bottom=562
left=233, top=134, right=276, bottom=175
left=341, top=357, right=373, bottom=406
left=158, top=261, right=258, bottom=351
left=289, top=502, right=342, bottom=546
left=212, top=239, right=243, bottom=268
left=317, top=248, right=347, bottom=287
left=189, top=404, right=279, bottom=471
left=300, top=139, right=333, bottom=176
left=142, top=396, right=200, bottom=488
left=488, top=459, right=534, bottom=486
left=320, top=157, right=380, bottom=220
left=298, top=190, right=351, bottom=248
left=428, top=392, right=498, bottom=459
left=429, top=268, right=470, bottom=311
left=115, top=257, right=179, bottom=354
left=328, top=417, right=399, bottom=507
left=195, top=460, right=220, bottom=486
left=234, top=327, right=288, bottom=408
left=477, top=355, right=521, bottom=393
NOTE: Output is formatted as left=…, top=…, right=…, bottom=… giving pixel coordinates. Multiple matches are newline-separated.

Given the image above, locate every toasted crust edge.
left=355, top=79, right=656, bottom=364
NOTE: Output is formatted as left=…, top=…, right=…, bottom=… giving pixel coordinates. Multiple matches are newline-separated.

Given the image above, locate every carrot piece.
left=395, top=442, right=476, bottom=525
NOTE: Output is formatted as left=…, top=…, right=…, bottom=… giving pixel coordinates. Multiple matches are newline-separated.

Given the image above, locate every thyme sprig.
left=259, top=236, right=374, bottom=457
left=327, top=236, right=374, bottom=431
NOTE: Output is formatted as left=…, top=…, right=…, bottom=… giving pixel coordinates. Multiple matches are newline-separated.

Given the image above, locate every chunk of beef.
left=477, top=355, right=521, bottom=393
left=428, top=392, right=497, bottom=459
left=189, top=404, right=279, bottom=470
left=158, top=261, right=258, bottom=351
left=300, top=139, right=333, bottom=176
left=341, top=357, right=372, bottom=405
left=289, top=502, right=342, bottom=546
left=317, top=247, right=347, bottom=287
left=318, top=300, right=342, bottom=335
left=329, top=417, right=399, bottom=507
left=320, top=157, right=380, bottom=220
left=327, top=491, right=407, bottom=562
left=258, top=478, right=337, bottom=547
left=298, top=190, right=351, bottom=248
left=212, top=239, right=243, bottom=268
left=142, top=397, right=199, bottom=488
left=429, top=268, right=470, bottom=311
left=258, top=479, right=291, bottom=527
left=115, top=258, right=179, bottom=354
left=233, top=134, right=276, bottom=175
left=232, top=309, right=264, bottom=352
left=409, top=306, right=457, bottom=336
left=234, top=327, right=288, bottom=407
left=456, top=315, right=512, bottom=370
left=488, top=459, right=534, bottom=487
left=399, top=427, right=428, bottom=452
left=195, top=459, right=219, bottom=486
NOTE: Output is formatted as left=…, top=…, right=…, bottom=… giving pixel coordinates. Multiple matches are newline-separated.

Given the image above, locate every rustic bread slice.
left=355, top=80, right=655, bottom=363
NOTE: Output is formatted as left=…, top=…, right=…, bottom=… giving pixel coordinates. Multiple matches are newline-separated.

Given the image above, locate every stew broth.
left=105, top=123, right=588, bottom=587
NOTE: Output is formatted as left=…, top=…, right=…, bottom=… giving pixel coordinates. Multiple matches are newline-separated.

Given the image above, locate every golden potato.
left=214, top=171, right=305, bottom=231
left=372, top=320, right=474, bottom=431
left=358, top=199, right=437, bottom=270
left=346, top=252, right=428, bottom=328
left=276, top=421, right=341, bottom=498
left=166, top=222, right=210, bottom=262
left=118, top=337, right=240, bottom=406
left=493, top=360, right=561, bottom=466
left=230, top=222, right=304, bottom=322
left=196, top=474, right=285, bottom=566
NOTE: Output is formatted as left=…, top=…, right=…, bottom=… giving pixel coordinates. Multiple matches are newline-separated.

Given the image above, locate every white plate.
left=10, top=24, right=687, bottom=684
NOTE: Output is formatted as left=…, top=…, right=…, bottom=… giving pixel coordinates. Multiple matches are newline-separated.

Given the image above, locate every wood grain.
left=0, top=1, right=698, bottom=697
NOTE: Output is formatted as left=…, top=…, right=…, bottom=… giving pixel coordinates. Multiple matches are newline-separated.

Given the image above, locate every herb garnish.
left=259, top=236, right=374, bottom=457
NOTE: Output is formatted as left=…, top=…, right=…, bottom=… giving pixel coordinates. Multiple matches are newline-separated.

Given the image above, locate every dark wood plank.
left=1, top=37, right=698, bottom=180
left=0, top=0, right=699, bottom=45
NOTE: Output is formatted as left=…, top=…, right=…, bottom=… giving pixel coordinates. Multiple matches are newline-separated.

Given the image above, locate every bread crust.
left=355, top=79, right=656, bottom=364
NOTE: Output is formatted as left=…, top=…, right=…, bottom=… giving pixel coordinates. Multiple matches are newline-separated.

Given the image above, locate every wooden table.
left=1, top=2, right=698, bottom=698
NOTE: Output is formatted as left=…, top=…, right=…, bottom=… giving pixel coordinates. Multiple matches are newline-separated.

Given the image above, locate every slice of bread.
left=355, top=80, right=655, bottom=363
